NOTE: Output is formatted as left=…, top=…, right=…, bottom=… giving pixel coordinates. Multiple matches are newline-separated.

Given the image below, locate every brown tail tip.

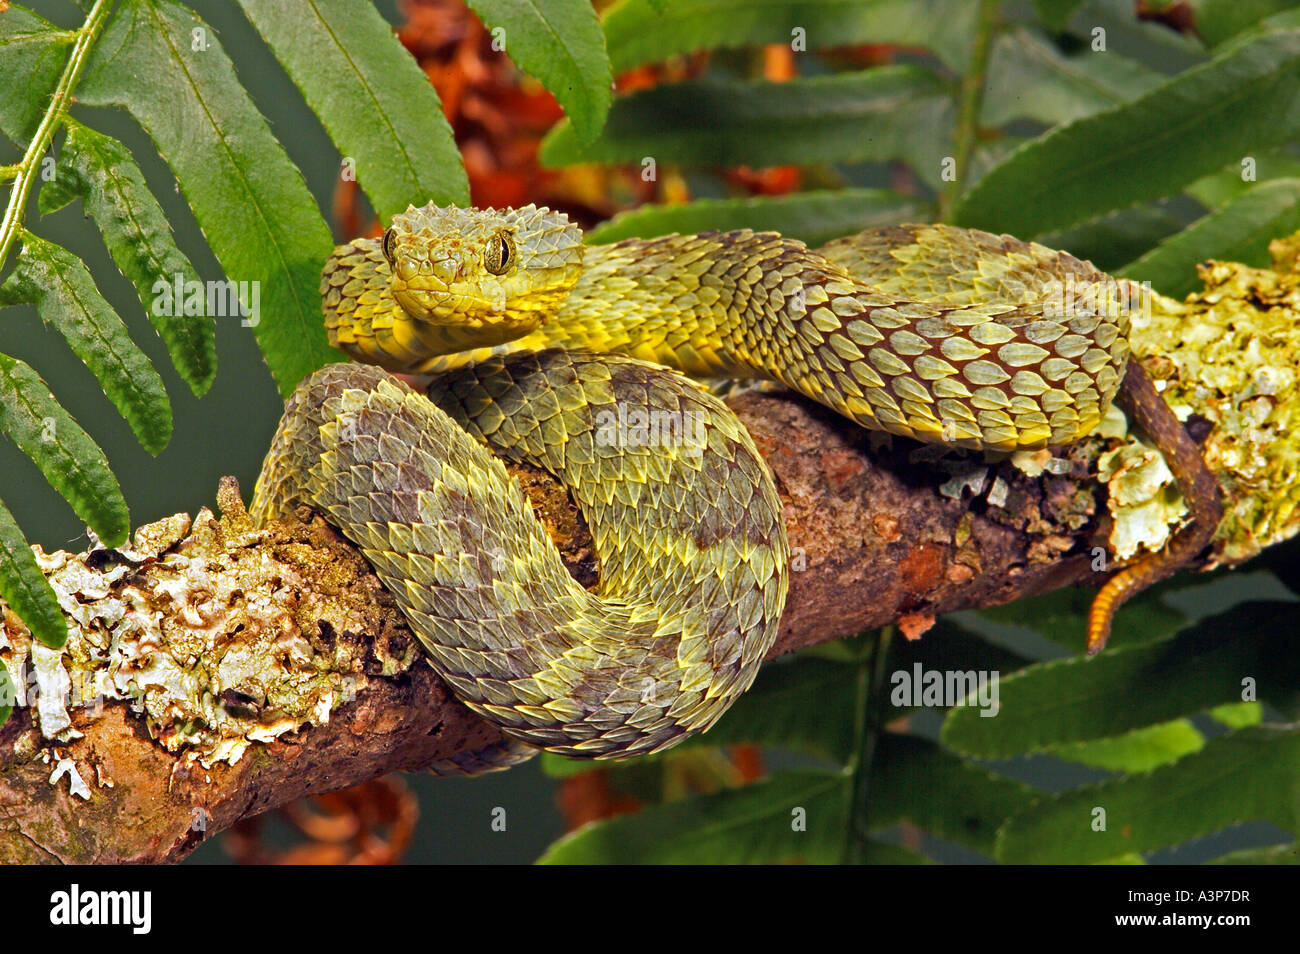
left=1086, top=572, right=1130, bottom=655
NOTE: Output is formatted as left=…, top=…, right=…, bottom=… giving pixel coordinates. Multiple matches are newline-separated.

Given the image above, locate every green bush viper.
left=250, top=204, right=1222, bottom=772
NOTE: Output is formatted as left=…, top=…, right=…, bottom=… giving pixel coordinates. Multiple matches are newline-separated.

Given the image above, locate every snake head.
left=381, top=203, right=585, bottom=348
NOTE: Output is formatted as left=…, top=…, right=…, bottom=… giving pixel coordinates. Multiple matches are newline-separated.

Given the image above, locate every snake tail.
left=252, top=354, right=789, bottom=760
left=1086, top=363, right=1224, bottom=654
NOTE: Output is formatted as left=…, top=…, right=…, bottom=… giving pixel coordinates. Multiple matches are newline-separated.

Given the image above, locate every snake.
left=250, top=203, right=1222, bottom=771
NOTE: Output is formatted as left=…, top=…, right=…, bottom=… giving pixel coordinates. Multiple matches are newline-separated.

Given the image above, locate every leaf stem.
left=0, top=0, right=113, bottom=272
left=938, top=0, right=1000, bottom=222
left=843, top=626, right=895, bottom=863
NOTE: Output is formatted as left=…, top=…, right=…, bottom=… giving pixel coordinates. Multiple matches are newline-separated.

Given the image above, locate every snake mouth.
left=392, top=282, right=512, bottom=328
left=389, top=280, right=545, bottom=359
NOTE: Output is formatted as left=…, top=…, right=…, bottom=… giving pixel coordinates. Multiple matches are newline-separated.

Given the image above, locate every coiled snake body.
left=252, top=204, right=1220, bottom=771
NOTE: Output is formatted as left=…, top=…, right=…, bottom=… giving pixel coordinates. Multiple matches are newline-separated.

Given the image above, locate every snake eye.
left=381, top=227, right=398, bottom=265
left=483, top=230, right=515, bottom=275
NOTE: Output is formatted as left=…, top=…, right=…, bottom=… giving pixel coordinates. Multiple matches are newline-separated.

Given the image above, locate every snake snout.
left=430, top=258, right=459, bottom=284
left=393, top=254, right=459, bottom=286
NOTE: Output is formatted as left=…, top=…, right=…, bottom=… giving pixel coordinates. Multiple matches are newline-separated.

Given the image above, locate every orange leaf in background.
left=730, top=744, right=766, bottom=784
left=558, top=770, right=643, bottom=831
left=557, top=745, right=767, bottom=832
left=226, top=776, right=418, bottom=865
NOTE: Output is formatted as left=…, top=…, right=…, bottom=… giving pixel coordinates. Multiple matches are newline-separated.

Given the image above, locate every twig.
left=939, top=0, right=1000, bottom=221
left=0, top=0, right=112, bottom=271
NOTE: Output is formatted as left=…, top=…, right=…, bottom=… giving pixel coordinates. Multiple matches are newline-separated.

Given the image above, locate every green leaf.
left=888, top=618, right=1033, bottom=680
left=1185, top=152, right=1300, bottom=207
left=0, top=4, right=72, bottom=145
left=997, top=727, right=1300, bottom=863
left=38, top=118, right=216, bottom=396
left=588, top=189, right=927, bottom=248
left=982, top=27, right=1161, bottom=128
left=533, top=749, right=578, bottom=778
left=602, top=0, right=980, bottom=73
left=1050, top=719, right=1205, bottom=773
left=1190, top=0, right=1300, bottom=46
left=971, top=583, right=1188, bottom=654
left=0, top=493, right=66, bottom=650
left=954, top=29, right=1300, bottom=238
left=1209, top=842, right=1300, bottom=864
left=466, top=0, right=611, bottom=143
left=539, top=752, right=614, bottom=779
left=865, top=734, right=1037, bottom=856
left=76, top=0, right=339, bottom=398
left=1038, top=205, right=1190, bottom=272
left=1119, top=178, right=1300, bottom=297
left=1032, top=0, right=1086, bottom=32
left=967, top=135, right=1030, bottom=189
left=1090, top=0, right=1211, bottom=65
left=1208, top=701, right=1264, bottom=728
left=942, top=603, right=1300, bottom=758
left=0, top=353, right=129, bottom=547
left=0, top=233, right=172, bottom=455
left=1247, top=4, right=1300, bottom=38
left=541, top=67, right=955, bottom=189
left=538, top=769, right=849, bottom=863
left=236, top=0, right=467, bottom=218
